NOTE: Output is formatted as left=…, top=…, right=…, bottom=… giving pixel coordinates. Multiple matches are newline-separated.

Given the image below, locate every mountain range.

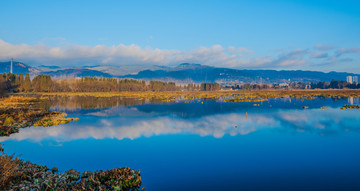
left=1, top=61, right=358, bottom=84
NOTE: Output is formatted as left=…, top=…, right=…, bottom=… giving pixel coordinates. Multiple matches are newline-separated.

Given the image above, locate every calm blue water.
left=1, top=97, right=360, bottom=190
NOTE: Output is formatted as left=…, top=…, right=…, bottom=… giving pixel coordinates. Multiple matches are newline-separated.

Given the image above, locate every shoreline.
left=13, top=89, right=360, bottom=100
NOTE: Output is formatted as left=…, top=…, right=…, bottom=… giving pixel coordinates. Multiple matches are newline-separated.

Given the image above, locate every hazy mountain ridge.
left=0, top=61, right=357, bottom=83
left=36, top=65, right=62, bottom=72
left=86, top=65, right=170, bottom=76
left=42, top=68, right=112, bottom=78
left=124, top=64, right=356, bottom=83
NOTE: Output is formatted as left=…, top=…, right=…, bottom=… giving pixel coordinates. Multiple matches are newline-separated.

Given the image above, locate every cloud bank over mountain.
left=0, top=39, right=358, bottom=72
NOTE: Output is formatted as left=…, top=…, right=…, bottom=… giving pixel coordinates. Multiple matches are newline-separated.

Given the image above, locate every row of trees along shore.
left=0, top=73, right=182, bottom=94
left=1, top=73, right=360, bottom=96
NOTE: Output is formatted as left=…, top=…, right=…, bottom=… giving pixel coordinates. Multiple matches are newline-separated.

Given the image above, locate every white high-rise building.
left=353, top=76, right=358, bottom=84
left=347, top=76, right=359, bottom=84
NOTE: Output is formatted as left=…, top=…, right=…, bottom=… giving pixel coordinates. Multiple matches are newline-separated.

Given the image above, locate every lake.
left=1, top=96, right=360, bottom=191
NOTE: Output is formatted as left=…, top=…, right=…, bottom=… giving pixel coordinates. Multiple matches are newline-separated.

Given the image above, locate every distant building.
left=347, top=76, right=353, bottom=84
left=347, top=76, right=358, bottom=84
left=354, top=76, right=359, bottom=84
left=279, top=83, right=289, bottom=88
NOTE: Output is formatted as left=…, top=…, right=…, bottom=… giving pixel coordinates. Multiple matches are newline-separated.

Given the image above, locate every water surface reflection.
left=1, top=97, right=360, bottom=191
left=1, top=106, right=360, bottom=143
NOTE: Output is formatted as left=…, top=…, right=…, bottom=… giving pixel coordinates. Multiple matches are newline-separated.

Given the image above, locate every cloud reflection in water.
left=1, top=105, right=359, bottom=143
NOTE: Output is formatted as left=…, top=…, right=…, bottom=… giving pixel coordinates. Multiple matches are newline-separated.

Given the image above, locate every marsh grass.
left=0, top=152, right=23, bottom=189
left=17, top=89, right=360, bottom=102
left=12, top=90, right=360, bottom=113
left=0, top=96, right=78, bottom=136
left=341, top=104, right=360, bottom=109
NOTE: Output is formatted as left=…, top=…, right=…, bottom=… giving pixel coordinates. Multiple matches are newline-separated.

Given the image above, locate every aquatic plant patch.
left=0, top=96, right=78, bottom=136
left=341, top=104, right=360, bottom=109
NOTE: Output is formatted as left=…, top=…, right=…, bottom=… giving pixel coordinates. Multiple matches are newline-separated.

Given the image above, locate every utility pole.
left=10, top=58, right=13, bottom=74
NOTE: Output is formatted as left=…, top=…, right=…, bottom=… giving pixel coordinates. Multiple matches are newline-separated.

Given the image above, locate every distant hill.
left=43, top=68, right=112, bottom=78
left=36, top=65, right=62, bottom=72
left=0, top=61, right=40, bottom=74
left=0, top=61, right=111, bottom=78
left=124, top=63, right=357, bottom=84
left=172, top=63, right=211, bottom=71
left=86, top=65, right=170, bottom=76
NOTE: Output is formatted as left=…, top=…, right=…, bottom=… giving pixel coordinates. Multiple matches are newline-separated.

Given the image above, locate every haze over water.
left=1, top=96, right=360, bottom=191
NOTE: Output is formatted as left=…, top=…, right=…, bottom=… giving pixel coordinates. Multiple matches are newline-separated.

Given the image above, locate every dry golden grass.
left=0, top=96, right=78, bottom=136
left=0, top=144, right=23, bottom=189
left=16, top=89, right=360, bottom=101
left=341, top=104, right=360, bottom=109
left=33, top=113, right=79, bottom=127
left=0, top=96, right=37, bottom=109
left=0, top=155, right=21, bottom=188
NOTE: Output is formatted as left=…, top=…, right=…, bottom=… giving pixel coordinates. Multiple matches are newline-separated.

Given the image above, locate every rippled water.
left=1, top=96, right=360, bottom=190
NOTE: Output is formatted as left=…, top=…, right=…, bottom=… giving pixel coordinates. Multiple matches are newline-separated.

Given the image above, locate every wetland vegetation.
left=20, top=89, right=360, bottom=103
left=0, top=144, right=142, bottom=190
left=0, top=96, right=78, bottom=136
left=0, top=96, right=143, bottom=190
left=341, top=104, right=360, bottom=109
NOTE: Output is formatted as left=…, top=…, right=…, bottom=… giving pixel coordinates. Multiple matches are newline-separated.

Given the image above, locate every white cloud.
left=314, top=44, right=334, bottom=51
left=0, top=39, right=356, bottom=69
left=0, top=40, right=253, bottom=68
left=311, top=52, right=328, bottom=59
left=335, top=46, right=360, bottom=57
left=266, top=49, right=309, bottom=67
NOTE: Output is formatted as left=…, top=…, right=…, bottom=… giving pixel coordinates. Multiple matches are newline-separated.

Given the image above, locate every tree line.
left=1, top=72, right=359, bottom=97
left=183, top=83, right=221, bottom=91
left=200, top=83, right=220, bottom=91
left=1, top=73, right=227, bottom=95
left=0, top=73, right=182, bottom=96
left=310, top=80, right=360, bottom=89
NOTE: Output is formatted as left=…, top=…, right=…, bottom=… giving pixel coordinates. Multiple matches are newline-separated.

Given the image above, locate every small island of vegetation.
left=0, top=96, right=78, bottom=136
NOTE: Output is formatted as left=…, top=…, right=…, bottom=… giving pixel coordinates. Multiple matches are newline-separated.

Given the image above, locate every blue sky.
left=0, top=0, right=360, bottom=73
